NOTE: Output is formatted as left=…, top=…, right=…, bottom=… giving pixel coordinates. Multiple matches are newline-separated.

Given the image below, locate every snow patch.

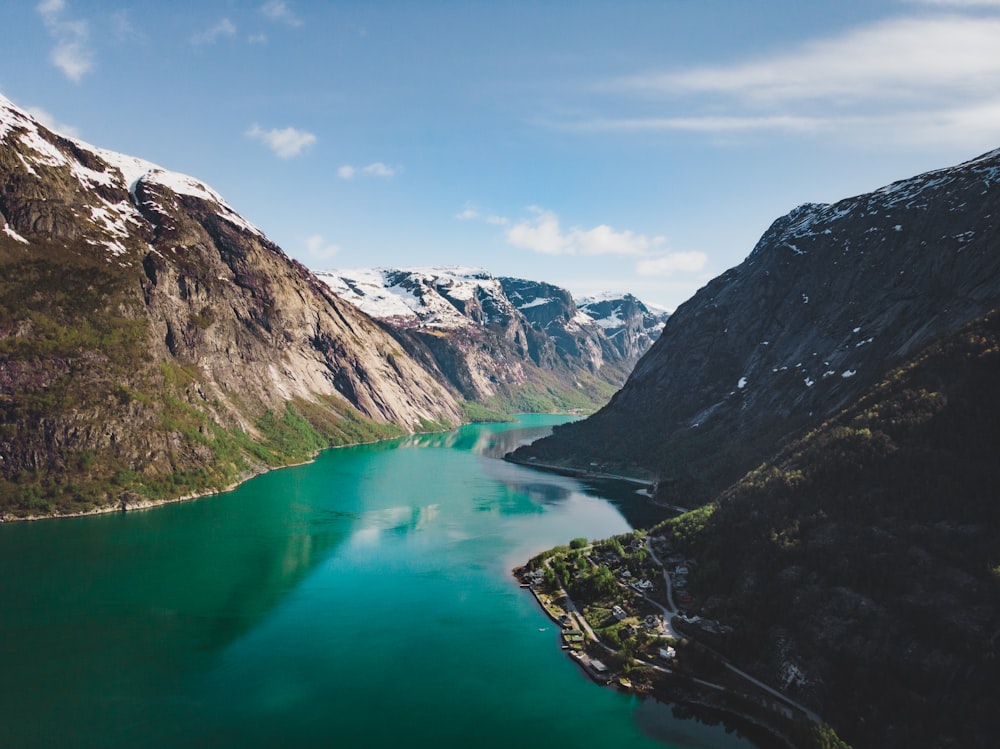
left=3, top=222, right=29, bottom=244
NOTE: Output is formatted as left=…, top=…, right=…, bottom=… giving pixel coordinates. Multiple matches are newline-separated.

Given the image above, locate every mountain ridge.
left=315, top=266, right=668, bottom=410
left=511, top=146, right=1000, bottom=504
left=0, top=95, right=460, bottom=518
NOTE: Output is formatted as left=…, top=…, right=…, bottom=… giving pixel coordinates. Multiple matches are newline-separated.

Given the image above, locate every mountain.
left=0, top=93, right=466, bottom=518
left=652, top=309, right=1000, bottom=748
left=511, top=147, right=1000, bottom=505
left=577, top=292, right=669, bottom=361
left=314, top=267, right=667, bottom=413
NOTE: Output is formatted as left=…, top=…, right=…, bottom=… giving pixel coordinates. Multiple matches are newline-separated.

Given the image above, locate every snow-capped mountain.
left=577, top=292, right=670, bottom=361
left=315, top=267, right=517, bottom=329
left=513, top=146, right=1000, bottom=503
left=1, top=92, right=469, bottom=517
left=314, top=267, right=668, bottom=403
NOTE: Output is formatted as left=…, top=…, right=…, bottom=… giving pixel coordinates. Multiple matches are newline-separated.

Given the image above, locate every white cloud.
left=506, top=208, right=567, bottom=254
left=362, top=162, right=396, bottom=177
left=246, top=123, right=316, bottom=158
left=560, top=115, right=824, bottom=135
left=36, top=0, right=93, bottom=82
left=455, top=203, right=509, bottom=225
left=261, top=1, right=303, bottom=27
left=305, top=234, right=339, bottom=261
left=636, top=252, right=708, bottom=277
left=577, top=14, right=1000, bottom=147
left=192, top=18, right=237, bottom=45
left=506, top=207, right=664, bottom=256
left=620, top=17, right=1000, bottom=105
left=25, top=106, right=80, bottom=138
left=338, top=162, right=400, bottom=179
left=905, top=0, right=1000, bottom=5
left=248, top=33, right=268, bottom=45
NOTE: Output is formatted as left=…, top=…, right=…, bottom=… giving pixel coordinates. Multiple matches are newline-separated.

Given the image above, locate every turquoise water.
left=0, top=415, right=755, bottom=749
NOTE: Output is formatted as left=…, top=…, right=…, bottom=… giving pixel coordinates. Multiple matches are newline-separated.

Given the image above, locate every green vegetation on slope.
left=651, top=310, right=1000, bottom=749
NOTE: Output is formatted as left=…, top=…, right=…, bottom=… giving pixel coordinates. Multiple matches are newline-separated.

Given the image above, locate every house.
left=611, top=605, right=627, bottom=621
left=658, top=646, right=677, bottom=661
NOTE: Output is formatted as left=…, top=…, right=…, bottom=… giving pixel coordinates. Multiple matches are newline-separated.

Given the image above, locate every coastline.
left=514, top=544, right=829, bottom=749
left=0, top=429, right=424, bottom=524
left=0, top=412, right=566, bottom=524
left=502, top=455, right=656, bottom=488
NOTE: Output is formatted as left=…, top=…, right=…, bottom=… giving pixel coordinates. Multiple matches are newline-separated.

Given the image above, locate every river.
left=0, top=415, right=756, bottom=749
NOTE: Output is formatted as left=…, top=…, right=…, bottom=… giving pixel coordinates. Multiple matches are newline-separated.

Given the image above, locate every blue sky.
left=2, top=0, right=1000, bottom=310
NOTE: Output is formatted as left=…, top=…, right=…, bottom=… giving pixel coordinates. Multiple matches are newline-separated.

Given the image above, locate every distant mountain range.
left=0, top=94, right=663, bottom=518
left=314, top=267, right=668, bottom=407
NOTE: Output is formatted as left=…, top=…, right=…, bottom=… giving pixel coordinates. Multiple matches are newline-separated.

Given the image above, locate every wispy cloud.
left=636, top=252, right=708, bottom=277
left=305, top=234, right=339, bottom=262
left=110, top=9, right=144, bottom=43
left=261, top=1, right=303, bottom=27
left=246, top=123, right=316, bottom=157
left=191, top=18, right=237, bottom=45
left=904, top=0, right=1000, bottom=6
left=619, top=17, right=1000, bottom=105
left=455, top=203, right=509, bottom=225
left=337, top=162, right=401, bottom=179
left=36, top=0, right=93, bottom=82
left=569, top=13, right=1000, bottom=147
left=25, top=105, right=80, bottom=138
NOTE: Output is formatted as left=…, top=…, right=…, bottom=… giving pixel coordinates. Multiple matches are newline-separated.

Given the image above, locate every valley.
left=3, top=62, right=1000, bottom=749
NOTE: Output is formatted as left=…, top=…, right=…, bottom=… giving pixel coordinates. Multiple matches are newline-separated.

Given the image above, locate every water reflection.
left=0, top=472, right=358, bottom=748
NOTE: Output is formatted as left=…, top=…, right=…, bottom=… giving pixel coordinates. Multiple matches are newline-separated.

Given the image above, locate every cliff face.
left=315, top=267, right=665, bottom=410
left=0, top=94, right=463, bottom=517
left=512, top=147, right=1000, bottom=504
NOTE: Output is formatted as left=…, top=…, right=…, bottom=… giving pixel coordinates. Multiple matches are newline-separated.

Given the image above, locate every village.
left=516, top=529, right=826, bottom=748
left=516, top=531, right=728, bottom=690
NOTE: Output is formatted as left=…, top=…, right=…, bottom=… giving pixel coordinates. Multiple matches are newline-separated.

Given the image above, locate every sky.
left=2, top=0, right=1000, bottom=311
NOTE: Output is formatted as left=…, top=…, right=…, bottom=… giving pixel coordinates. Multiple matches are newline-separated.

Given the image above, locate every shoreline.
left=1, top=412, right=572, bottom=524
left=0, top=430, right=421, bottom=524
left=514, top=552, right=825, bottom=749
left=503, top=455, right=656, bottom=488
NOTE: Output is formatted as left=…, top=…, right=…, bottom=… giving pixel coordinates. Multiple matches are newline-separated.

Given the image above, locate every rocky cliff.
left=315, top=267, right=666, bottom=412
left=511, top=147, right=1000, bottom=505
left=0, top=94, right=464, bottom=518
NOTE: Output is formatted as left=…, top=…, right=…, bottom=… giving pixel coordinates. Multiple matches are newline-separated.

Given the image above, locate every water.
left=0, top=415, right=755, bottom=749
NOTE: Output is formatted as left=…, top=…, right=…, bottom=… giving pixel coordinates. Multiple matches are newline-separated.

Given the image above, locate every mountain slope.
left=0, top=94, right=464, bottom=518
left=511, top=147, right=1000, bottom=503
left=653, top=309, right=1000, bottom=748
left=315, top=267, right=666, bottom=412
